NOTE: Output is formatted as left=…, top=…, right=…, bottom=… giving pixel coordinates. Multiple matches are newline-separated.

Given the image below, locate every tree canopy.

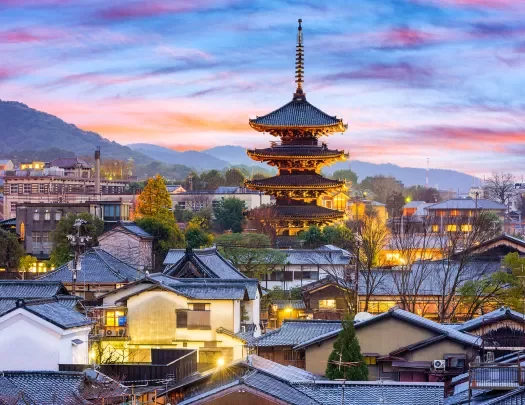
left=0, top=230, right=24, bottom=270
left=136, top=174, right=173, bottom=223
left=224, top=168, right=246, bottom=186
left=485, top=172, right=515, bottom=206
left=298, top=225, right=354, bottom=249
left=185, top=225, right=214, bottom=249
left=332, top=169, right=358, bottom=185
left=50, top=212, right=104, bottom=266
left=213, top=197, right=247, bottom=233
left=326, top=316, right=368, bottom=381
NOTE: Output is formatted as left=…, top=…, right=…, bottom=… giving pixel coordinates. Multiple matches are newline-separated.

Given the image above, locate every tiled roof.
left=23, top=301, right=92, bottom=329
left=172, top=284, right=248, bottom=300
left=0, top=295, right=81, bottom=316
left=0, top=218, right=16, bottom=227
left=455, top=307, right=525, bottom=332
left=426, top=198, right=507, bottom=211
left=253, top=319, right=342, bottom=347
left=293, top=381, right=444, bottom=405
left=271, top=300, right=306, bottom=310
left=249, top=98, right=346, bottom=131
left=163, top=246, right=246, bottom=280
left=0, top=280, right=68, bottom=298
left=39, top=248, right=143, bottom=284
left=355, top=307, right=481, bottom=347
left=246, top=355, right=321, bottom=382
left=293, top=328, right=342, bottom=350
left=246, top=174, right=344, bottom=189
left=244, top=372, right=319, bottom=405
left=248, top=145, right=345, bottom=158
left=47, top=157, right=92, bottom=169
left=273, top=205, right=345, bottom=220
left=403, top=201, right=427, bottom=209
left=119, top=222, right=152, bottom=238
left=284, top=246, right=352, bottom=265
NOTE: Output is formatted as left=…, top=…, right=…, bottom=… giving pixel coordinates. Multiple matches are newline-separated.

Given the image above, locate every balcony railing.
left=470, top=364, right=525, bottom=390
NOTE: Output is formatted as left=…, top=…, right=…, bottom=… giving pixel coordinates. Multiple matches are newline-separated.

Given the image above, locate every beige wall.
left=356, top=318, right=436, bottom=355
left=406, top=340, right=474, bottom=362
left=304, top=337, right=337, bottom=376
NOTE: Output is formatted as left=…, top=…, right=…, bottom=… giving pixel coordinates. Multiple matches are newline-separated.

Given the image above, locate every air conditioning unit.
left=433, top=360, right=446, bottom=370
left=485, top=352, right=495, bottom=363
left=105, top=329, right=113, bottom=337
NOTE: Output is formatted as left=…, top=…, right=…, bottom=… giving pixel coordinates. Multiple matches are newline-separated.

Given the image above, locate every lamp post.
left=66, top=219, right=92, bottom=296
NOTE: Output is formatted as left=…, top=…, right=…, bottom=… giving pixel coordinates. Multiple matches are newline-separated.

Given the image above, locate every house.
left=348, top=199, right=388, bottom=224
left=38, top=247, right=144, bottom=299
left=98, top=222, right=153, bottom=269
left=265, top=299, right=307, bottom=329
left=0, top=159, right=14, bottom=171
left=297, top=307, right=481, bottom=382
left=171, top=186, right=271, bottom=212
left=47, top=157, right=92, bottom=178
left=253, top=319, right=342, bottom=369
left=0, top=370, right=127, bottom=404
left=165, top=354, right=444, bottom=405
left=167, top=184, right=186, bottom=194
left=258, top=245, right=353, bottom=290
left=90, top=273, right=261, bottom=366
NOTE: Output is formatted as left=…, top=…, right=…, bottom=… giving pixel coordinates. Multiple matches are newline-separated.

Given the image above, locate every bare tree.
left=484, top=172, right=515, bottom=206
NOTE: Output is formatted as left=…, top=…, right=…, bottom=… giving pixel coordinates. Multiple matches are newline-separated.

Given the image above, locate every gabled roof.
left=47, top=157, right=92, bottom=169
left=354, top=307, right=481, bottom=347
left=426, top=198, right=507, bottom=211
left=455, top=307, right=525, bottom=332
left=163, top=246, right=246, bottom=280
left=0, top=280, right=69, bottom=298
left=103, top=222, right=152, bottom=239
left=253, top=319, right=342, bottom=347
left=39, top=248, right=144, bottom=284
left=283, top=245, right=352, bottom=265
left=271, top=300, right=306, bottom=310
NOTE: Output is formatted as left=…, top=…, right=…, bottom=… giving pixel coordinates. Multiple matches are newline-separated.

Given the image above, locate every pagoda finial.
left=294, top=18, right=305, bottom=100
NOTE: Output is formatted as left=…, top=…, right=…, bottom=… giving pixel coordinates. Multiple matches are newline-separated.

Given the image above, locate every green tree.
left=332, top=169, right=358, bottom=185
left=185, top=225, right=214, bottom=249
left=213, top=197, right=247, bottom=233
left=404, top=185, right=441, bottom=203
left=136, top=217, right=185, bottom=270
left=298, top=226, right=326, bottom=248
left=215, top=233, right=287, bottom=279
left=189, top=208, right=213, bottom=230
left=0, top=230, right=24, bottom=270
left=201, top=170, right=225, bottom=191
left=326, top=316, right=368, bottom=381
left=50, top=213, right=104, bottom=266
left=137, top=174, right=173, bottom=223
left=19, top=255, right=37, bottom=273
left=360, top=176, right=404, bottom=204
left=322, top=225, right=354, bottom=250
left=224, top=168, right=245, bottom=186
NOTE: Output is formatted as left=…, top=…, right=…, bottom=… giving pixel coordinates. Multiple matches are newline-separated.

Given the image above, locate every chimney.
left=95, top=146, right=101, bottom=195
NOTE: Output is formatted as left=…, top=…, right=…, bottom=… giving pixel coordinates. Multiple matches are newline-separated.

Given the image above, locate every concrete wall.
left=0, top=310, right=90, bottom=370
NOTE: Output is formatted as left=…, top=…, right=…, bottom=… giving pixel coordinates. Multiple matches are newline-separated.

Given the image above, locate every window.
left=33, top=210, right=40, bottom=221
left=55, top=211, right=62, bottom=221
left=450, top=209, right=460, bottom=217
left=432, top=225, right=439, bottom=233
left=177, top=309, right=188, bottom=328
left=105, top=310, right=125, bottom=327
left=39, top=184, right=47, bottom=194
left=178, top=202, right=186, bottom=210
left=364, top=356, right=377, bottom=365
left=445, top=355, right=466, bottom=369
left=461, top=224, right=472, bottom=232
left=319, top=299, right=336, bottom=309
left=189, top=303, right=210, bottom=311
left=10, top=184, right=18, bottom=194
left=20, top=223, right=25, bottom=241
left=23, top=184, right=31, bottom=194
left=32, top=232, right=41, bottom=243
left=446, top=224, right=457, bottom=232
left=42, top=232, right=50, bottom=243
left=44, top=210, right=50, bottom=221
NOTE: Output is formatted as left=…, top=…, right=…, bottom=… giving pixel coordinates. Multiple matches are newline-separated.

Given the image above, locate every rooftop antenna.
left=293, top=19, right=305, bottom=100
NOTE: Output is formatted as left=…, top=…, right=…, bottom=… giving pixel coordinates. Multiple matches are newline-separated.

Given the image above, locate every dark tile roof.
left=0, top=295, right=82, bottom=316
left=47, top=157, right=92, bottom=169
left=119, top=222, right=152, bottom=238
left=253, top=319, right=342, bottom=347
left=455, top=307, right=525, bottom=332
left=248, top=145, right=345, bottom=158
left=0, top=218, right=16, bottom=227
left=426, top=198, right=507, bottom=211
left=163, top=246, right=246, bottom=280
left=273, top=205, right=345, bottom=220
left=284, top=246, right=352, bottom=265
left=39, top=248, right=144, bottom=284
left=293, top=381, right=444, bottom=405
left=246, top=355, right=321, bottom=382
left=0, top=281, right=69, bottom=298
left=244, top=372, right=319, bottom=405
left=246, top=174, right=344, bottom=189
left=249, top=98, right=346, bottom=131
left=271, top=300, right=306, bottom=310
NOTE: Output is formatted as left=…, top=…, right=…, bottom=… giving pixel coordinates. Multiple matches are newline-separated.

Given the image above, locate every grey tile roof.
left=293, top=381, right=444, bottom=405
left=271, top=300, right=306, bottom=310
left=355, top=307, right=481, bottom=347
left=0, top=281, right=68, bottom=298
left=39, top=248, right=143, bottom=284
left=119, top=222, right=152, bottom=238
left=172, top=284, right=247, bottom=300
left=163, top=246, right=246, bottom=280
left=0, top=295, right=81, bottom=316
left=274, top=205, right=345, bottom=220
left=246, top=355, right=321, bottom=382
left=47, top=157, right=91, bottom=169
left=246, top=174, right=344, bottom=189
left=455, top=307, right=525, bottom=332
left=426, top=198, right=507, bottom=211
left=248, top=145, right=345, bottom=158
left=293, top=328, right=342, bottom=350
left=249, top=98, right=344, bottom=129
left=245, top=372, right=319, bottom=405
left=284, top=246, right=352, bottom=265
left=253, top=320, right=342, bottom=347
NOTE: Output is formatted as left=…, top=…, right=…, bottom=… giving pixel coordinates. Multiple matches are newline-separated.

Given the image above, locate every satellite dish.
left=354, top=312, right=373, bottom=322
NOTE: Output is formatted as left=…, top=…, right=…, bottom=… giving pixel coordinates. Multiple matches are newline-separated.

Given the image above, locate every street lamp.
left=66, top=219, right=92, bottom=295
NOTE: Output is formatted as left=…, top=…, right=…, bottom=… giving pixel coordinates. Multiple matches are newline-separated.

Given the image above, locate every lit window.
left=39, top=184, right=47, bottom=194
left=44, top=211, right=50, bottom=221
left=446, top=224, right=457, bottom=232
left=33, top=210, right=40, bottom=221
left=42, top=232, right=49, bottom=243
left=23, top=184, right=31, bottom=194
left=432, top=225, right=439, bottom=233
left=461, top=224, right=472, bottom=232
left=319, top=299, right=336, bottom=309
left=20, top=223, right=25, bottom=241
left=55, top=211, right=62, bottom=221
left=105, top=310, right=125, bottom=327
left=10, top=184, right=18, bottom=194
left=364, top=356, right=377, bottom=365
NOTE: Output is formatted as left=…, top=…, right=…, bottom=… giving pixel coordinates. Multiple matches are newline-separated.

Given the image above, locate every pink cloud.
left=0, top=28, right=64, bottom=44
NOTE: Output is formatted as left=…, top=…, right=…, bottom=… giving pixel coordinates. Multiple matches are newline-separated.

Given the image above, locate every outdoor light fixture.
left=217, top=357, right=225, bottom=367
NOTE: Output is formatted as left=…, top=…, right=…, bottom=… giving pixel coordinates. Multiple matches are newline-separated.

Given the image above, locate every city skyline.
left=1, top=0, right=524, bottom=176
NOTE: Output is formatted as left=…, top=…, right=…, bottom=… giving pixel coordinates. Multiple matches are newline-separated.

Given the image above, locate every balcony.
left=470, top=363, right=525, bottom=390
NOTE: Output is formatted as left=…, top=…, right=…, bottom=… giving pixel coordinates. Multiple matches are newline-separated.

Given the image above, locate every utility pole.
left=66, top=219, right=92, bottom=295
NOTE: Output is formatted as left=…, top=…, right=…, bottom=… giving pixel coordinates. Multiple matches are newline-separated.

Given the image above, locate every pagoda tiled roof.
left=246, top=174, right=344, bottom=189
left=248, top=145, right=346, bottom=159
left=249, top=98, right=347, bottom=133
left=274, top=205, right=345, bottom=220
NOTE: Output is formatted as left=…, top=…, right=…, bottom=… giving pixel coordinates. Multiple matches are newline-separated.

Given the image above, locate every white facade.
left=171, top=189, right=271, bottom=212
left=0, top=309, right=90, bottom=371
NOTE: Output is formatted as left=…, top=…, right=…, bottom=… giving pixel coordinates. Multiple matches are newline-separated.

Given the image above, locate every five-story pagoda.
left=246, top=19, right=348, bottom=236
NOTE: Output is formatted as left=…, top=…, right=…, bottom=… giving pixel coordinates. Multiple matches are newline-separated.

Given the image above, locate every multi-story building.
left=0, top=159, right=14, bottom=171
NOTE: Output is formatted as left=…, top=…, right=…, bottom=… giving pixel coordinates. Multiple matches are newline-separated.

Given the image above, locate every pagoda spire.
left=294, top=18, right=305, bottom=100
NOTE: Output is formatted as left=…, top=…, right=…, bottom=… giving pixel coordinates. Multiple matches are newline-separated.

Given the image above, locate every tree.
left=0, top=229, right=24, bottom=270
left=185, top=225, right=214, bottom=249
left=224, top=168, right=245, bottom=186
left=485, top=172, right=515, bottom=206
left=213, top=197, right=247, bottom=233
left=332, top=169, right=358, bottom=186
left=50, top=212, right=104, bottom=266
left=298, top=225, right=326, bottom=248
left=404, top=185, right=441, bottom=203
left=322, top=225, right=355, bottom=250
left=136, top=174, right=173, bottom=222
left=215, top=233, right=287, bottom=279
left=360, top=176, right=403, bottom=204
left=200, top=170, right=225, bottom=190
left=386, top=191, right=406, bottom=217
left=326, top=316, right=368, bottom=381
left=188, top=207, right=213, bottom=230
left=19, top=255, right=37, bottom=273
left=136, top=217, right=185, bottom=270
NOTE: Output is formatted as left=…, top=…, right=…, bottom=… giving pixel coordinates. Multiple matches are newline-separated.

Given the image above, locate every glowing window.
left=364, top=356, right=377, bottom=365
left=105, top=310, right=125, bottom=327
left=446, top=224, right=457, bottom=232
left=461, top=224, right=472, bottom=232
left=432, top=225, right=439, bottom=233
left=319, top=299, right=336, bottom=309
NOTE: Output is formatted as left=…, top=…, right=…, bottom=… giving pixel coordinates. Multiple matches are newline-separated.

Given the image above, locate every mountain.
left=0, top=100, right=152, bottom=163
left=127, top=143, right=229, bottom=171
left=200, top=145, right=479, bottom=191
left=205, top=145, right=256, bottom=167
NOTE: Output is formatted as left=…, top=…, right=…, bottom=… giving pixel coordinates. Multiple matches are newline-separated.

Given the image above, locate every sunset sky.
left=1, top=0, right=524, bottom=176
